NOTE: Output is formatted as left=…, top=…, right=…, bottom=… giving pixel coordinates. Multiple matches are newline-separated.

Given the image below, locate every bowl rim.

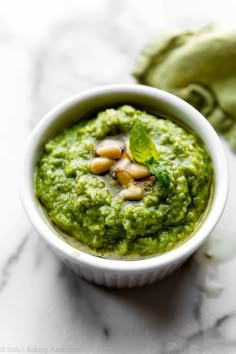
left=21, top=84, right=229, bottom=272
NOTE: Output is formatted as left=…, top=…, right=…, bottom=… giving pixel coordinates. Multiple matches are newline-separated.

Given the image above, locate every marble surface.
left=1, top=1, right=236, bottom=353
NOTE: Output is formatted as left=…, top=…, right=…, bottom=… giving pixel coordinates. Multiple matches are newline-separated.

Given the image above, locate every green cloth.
left=133, top=25, right=236, bottom=151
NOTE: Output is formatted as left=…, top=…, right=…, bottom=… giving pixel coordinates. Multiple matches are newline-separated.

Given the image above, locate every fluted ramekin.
left=21, top=85, right=228, bottom=287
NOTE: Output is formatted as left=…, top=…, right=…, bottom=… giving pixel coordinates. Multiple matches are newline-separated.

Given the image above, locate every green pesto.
left=35, top=105, right=213, bottom=257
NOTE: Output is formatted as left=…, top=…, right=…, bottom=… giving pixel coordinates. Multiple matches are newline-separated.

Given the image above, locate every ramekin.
left=21, top=84, right=228, bottom=288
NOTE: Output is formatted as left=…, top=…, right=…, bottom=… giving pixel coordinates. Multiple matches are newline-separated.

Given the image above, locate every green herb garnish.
left=129, top=120, right=170, bottom=189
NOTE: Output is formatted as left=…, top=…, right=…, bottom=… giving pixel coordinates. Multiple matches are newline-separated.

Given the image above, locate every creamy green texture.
left=35, top=105, right=213, bottom=257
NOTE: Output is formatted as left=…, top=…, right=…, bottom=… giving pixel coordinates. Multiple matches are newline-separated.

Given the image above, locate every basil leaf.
left=129, top=120, right=159, bottom=164
left=146, top=160, right=170, bottom=189
left=129, top=119, right=170, bottom=189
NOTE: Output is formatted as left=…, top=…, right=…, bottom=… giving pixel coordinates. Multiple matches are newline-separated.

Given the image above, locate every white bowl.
left=21, top=84, right=228, bottom=287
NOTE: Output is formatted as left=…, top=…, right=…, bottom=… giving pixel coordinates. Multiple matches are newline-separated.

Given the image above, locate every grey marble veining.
left=0, top=233, right=30, bottom=292
left=1, top=0, right=236, bottom=353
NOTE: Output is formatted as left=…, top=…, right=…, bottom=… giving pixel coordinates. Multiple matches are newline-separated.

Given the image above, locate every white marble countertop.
left=1, top=1, right=236, bottom=353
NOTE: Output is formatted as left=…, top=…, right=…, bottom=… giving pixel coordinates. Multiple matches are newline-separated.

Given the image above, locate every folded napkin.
left=133, top=25, right=236, bottom=151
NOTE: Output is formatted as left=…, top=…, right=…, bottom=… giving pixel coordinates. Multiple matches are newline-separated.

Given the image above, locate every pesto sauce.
left=35, top=105, right=213, bottom=257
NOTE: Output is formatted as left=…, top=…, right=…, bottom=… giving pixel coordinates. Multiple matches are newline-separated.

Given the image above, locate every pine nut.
left=111, top=155, right=131, bottom=174
left=90, top=157, right=115, bottom=174
left=120, top=183, right=144, bottom=201
left=128, top=163, right=151, bottom=179
left=95, top=144, right=122, bottom=159
left=125, top=140, right=133, bottom=160
left=116, top=169, right=134, bottom=188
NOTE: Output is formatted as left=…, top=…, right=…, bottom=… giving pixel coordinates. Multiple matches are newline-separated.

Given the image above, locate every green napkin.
left=133, top=25, right=236, bottom=151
